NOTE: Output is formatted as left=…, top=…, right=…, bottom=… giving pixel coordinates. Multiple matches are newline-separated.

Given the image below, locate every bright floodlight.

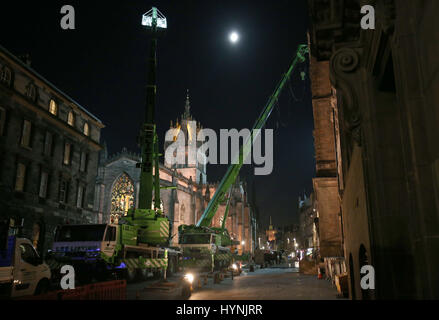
left=142, top=7, right=167, bottom=29
left=229, top=31, right=239, bottom=43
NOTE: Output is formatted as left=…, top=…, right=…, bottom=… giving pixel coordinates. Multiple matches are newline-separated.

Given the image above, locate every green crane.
left=122, top=7, right=170, bottom=246
left=138, top=7, right=164, bottom=211
left=197, top=44, right=308, bottom=230
left=178, top=44, right=309, bottom=270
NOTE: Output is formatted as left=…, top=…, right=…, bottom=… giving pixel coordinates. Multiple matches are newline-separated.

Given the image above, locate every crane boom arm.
left=196, top=44, right=309, bottom=227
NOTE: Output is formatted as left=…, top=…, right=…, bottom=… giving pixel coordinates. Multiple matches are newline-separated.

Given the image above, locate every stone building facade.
left=308, top=0, right=439, bottom=299
left=309, top=33, right=344, bottom=259
left=95, top=94, right=256, bottom=254
left=298, top=193, right=319, bottom=256
left=0, top=45, right=104, bottom=255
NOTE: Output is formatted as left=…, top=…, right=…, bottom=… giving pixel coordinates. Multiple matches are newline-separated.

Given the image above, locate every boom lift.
left=47, top=7, right=180, bottom=284
left=178, top=44, right=309, bottom=273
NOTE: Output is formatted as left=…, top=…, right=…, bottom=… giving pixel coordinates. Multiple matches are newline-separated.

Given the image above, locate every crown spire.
left=183, top=89, right=191, bottom=119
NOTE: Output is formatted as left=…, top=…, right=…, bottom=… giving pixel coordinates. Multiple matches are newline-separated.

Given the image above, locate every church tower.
left=266, top=216, right=276, bottom=242
left=164, top=90, right=207, bottom=184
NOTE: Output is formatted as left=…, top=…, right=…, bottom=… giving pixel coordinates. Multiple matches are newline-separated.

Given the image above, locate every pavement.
left=127, top=266, right=345, bottom=300
left=126, top=274, right=188, bottom=300
left=189, top=267, right=343, bottom=300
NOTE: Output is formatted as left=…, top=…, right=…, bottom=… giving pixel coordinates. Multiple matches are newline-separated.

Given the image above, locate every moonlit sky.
left=0, top=0, right=315, bottom=229
left=229, top=31, right=239, bottom=43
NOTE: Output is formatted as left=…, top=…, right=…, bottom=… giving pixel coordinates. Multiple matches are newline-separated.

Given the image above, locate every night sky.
left=1, top=0, right=315, bottom=229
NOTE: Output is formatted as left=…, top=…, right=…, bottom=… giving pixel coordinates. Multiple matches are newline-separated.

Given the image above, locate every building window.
left=31, top=223, right=41, bottom=250
left=43, top=131, right=53, bottom=156
left=39, top=171, right=49, bottom=198
left=63, top=142, right=71, bottom=165
left=49, top=99, right=57, bottom=116
left=15, top=163, right=26, bottom=192
left=20, top=120, right=32, bottom=148
left=67, top=111, right=75, bottom=126
left=80, top=151, right=88, bottom=172
left=0, top=67, right=12, bottom=86
left=59, top=179, right=69, bottom=203
left=83, top=122, right=89, bottom=136
left=110, top=173, right=134, bottom=223
left=25, top=83, right=37, bottom=102
left=0, top=107, right=6, bottom=136
left=76, top=184, right=84, bottom=208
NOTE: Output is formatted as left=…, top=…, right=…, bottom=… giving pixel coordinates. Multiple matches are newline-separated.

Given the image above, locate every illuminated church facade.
left=94, top=92, right=256, bottom=253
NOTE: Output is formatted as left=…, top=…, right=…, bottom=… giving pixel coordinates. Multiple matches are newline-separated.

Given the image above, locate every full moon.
left=229, top=31, right=239, bottom=43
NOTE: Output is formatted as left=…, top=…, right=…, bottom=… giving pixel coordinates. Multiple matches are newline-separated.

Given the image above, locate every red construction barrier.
left=15, top=280, right=126, bottom=300
left=87, top=280, right=126, bottom=300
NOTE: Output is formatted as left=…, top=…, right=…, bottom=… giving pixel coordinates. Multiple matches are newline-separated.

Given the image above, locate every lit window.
left=20, top=120, right=32, bottom=148
left=39, top=171, right=48, bottom=198
left=25, top=84, right=37, bottom=102
left=63, top=142, right=71, bottom=165
left=0, top=67, right=12, bottom=85
left=49, top=99, right=57, bottom=115
left=32, top=223, right=41, bottom=250
left=67, top=111, right=75, bottom=126
left=83, top=122, right=89, bottom=136
left=15, top=163, right=26, bottom=192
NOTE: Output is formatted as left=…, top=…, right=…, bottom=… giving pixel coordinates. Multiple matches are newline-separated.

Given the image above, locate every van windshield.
left=55, top=225, right=107, bottom=242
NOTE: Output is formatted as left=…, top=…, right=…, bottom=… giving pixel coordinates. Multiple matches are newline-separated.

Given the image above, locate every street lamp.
left=241, top=240, right=245, bottom=245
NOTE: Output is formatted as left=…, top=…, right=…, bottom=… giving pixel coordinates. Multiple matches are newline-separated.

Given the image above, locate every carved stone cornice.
left=329, top=47, right=363, bottom=145
left=308, top=0, right=362, bottom=61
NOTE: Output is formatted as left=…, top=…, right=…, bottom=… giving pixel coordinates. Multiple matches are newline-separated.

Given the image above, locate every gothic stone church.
left=94, top=94, right=255, bottom=253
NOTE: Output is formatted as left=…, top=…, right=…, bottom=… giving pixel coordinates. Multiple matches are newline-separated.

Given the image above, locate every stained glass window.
left=110, top=173, right=134, bottom=223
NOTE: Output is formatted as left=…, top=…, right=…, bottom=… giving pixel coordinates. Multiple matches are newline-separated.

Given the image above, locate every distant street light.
left=241, top=240, right=245, bottom=245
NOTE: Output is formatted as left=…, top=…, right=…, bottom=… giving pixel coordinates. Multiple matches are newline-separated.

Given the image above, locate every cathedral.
left=94, top=92, right=256, bottom=254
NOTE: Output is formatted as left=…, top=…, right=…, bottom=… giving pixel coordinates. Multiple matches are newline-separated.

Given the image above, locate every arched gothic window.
left=110, top=173, right=134, bottom=223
